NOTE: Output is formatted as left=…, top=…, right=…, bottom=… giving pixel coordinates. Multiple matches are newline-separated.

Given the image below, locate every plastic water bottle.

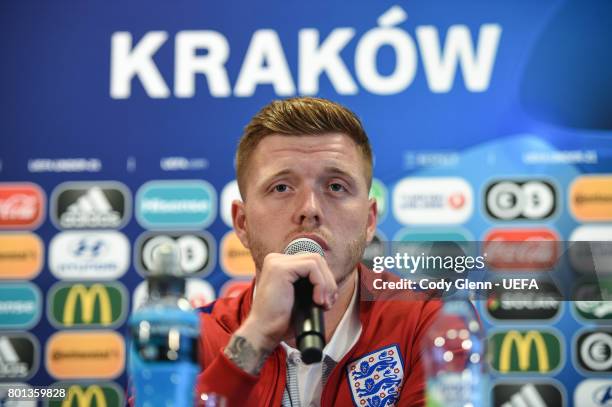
left=424, top=299, right=487, bottom=407
left=128, top=243, right=200, bottom=407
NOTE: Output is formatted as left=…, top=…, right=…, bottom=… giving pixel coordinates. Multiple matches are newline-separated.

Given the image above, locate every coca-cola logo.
left=0, top=184, right=45, bottom=229
left=483, top=229, right=560, bottom=270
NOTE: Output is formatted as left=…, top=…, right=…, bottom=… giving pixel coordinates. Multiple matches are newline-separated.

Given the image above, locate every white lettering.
left=175, top=31, right=231, bottom=97
left=417, top=24, right=501, bottom=93
left=110, top=31, right=170, bottom=99
left=234, top=30, right=295, bottom=97
left=299, top=28, right=357, bottom=95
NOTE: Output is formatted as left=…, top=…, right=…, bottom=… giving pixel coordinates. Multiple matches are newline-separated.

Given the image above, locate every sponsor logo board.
left=369, top=178, right=388, bottom=223
left=0, top=233, right=44, bottom=280
left=47, top=282, right=127, bottom=328
left=220, top=231, right=256, bottom=277
left=485, top=282, right=561, bottom=321
left=576, top=330, right=612, bottom=373
left=135, top=232, right=215, bottom=277
left=574, top=281, right=612, bottom=321
left=49, top=231, right=130, bottom=280
left=0, top=383, right=36, bottom=406
left=0, top=283, right=42, bottom=329
left=136, top=180, right=216, bottom=229
left=489, top=329, right=563, bottom=374
left=484, top=179, right=557, bottom=221
left=45, top=331, right=125, bottom=379
left=574, top=379, right=612, bottom=407
left=133, top=278, right=215, bottom=310
left=0, top=183, right=45, bottom=230
left=392, top=177, right=473, bottom=225
left=492, top=382, right=564, bottom=407
left=569, top=226, right=612, bottom=274
left=220, top=180, right=241, bottom=228
left=0, top=333, right=39, bottom=381
left=482, top=228, right=560, bottom=271
left=570, top=175, right=612, bottom=222
left=47, top=382, right=123, bottom=407
left=51, top=182, right=131, bottom=229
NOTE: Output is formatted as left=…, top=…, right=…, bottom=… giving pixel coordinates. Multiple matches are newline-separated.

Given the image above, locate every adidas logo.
left=0, top=336, right=28, bottom=378
left=52, top=182, right=130, bottom=229
left=60, top=187, right=120, bottom=228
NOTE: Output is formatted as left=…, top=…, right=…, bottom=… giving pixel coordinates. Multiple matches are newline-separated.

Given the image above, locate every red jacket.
left=197, top=264, right=442, bottom=406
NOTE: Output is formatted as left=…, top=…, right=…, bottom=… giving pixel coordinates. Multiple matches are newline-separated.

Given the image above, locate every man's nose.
left=293, top=187, right=323, bottom=226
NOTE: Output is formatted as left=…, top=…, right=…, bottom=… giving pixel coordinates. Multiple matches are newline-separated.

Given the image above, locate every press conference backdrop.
left=1, top=0, right=612, bottom=405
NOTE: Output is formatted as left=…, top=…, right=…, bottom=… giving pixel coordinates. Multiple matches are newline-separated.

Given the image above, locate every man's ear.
left=231, top=199, right=250, bottom=249
left=366, top=197, right=378, bottom=243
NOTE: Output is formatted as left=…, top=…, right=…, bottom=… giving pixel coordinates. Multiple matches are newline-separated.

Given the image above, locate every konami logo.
left=483, top=228, right=560, bottom=271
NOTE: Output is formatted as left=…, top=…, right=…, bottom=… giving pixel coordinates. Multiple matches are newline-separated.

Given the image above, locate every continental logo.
left=220, top=231, right=255, bottom=277
left=45, top=331, right=125, bottom=379
left=47, top=382, right=123, bottom=407
left=47, top=282, right=127, bottom=328
left=0, top=233, right=44, bottom=279
left=0, top=183, right=45, bottom=229
left=489, top=330, right=563, bottom=374
left=570, top=175, right=612, bottom=221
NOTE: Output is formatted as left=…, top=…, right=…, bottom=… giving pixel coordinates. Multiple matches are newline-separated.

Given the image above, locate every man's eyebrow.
left=323, top=166, right=357, bottom=182
left=259, top=169, right=293, bottom=184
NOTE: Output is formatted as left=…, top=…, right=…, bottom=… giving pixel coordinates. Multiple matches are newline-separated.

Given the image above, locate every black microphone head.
left=284, top=238, right=324, bottom=257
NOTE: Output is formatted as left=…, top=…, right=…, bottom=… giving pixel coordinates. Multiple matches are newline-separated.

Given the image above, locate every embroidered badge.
left=346, top=344, right=404, bottom=407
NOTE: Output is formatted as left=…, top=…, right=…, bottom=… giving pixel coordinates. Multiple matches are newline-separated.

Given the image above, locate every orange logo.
left=0, top=183, right=45, bottom=229
left=483, top=228, right=559, bottom=270
left=570, top=176, right=612, bottom=221
left=220, top=231, right=255, bottom=277
left=45, top=331, right=125, bottom=379
left=0, top=233, right=44, bottom=279
left=220, top=280, right=252, bottom=298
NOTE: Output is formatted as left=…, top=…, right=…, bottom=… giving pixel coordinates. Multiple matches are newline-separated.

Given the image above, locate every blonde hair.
left=236, top=97, right=373, bottom=198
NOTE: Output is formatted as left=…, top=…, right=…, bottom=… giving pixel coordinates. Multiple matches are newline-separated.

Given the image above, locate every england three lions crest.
left=346, top=344, right=405, bottom=407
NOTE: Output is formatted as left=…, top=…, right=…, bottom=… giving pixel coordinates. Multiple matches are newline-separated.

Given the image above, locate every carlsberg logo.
left=110, top=6, right=502, bottom=98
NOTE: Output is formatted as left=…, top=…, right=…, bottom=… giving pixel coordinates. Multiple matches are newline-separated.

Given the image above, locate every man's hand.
left=223, top=252, right=338, bottom=374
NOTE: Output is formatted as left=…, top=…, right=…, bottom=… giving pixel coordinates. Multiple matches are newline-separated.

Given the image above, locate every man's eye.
left=274, top=184, right=289, bottom=193
left=329, top=183, right=346, bottom=192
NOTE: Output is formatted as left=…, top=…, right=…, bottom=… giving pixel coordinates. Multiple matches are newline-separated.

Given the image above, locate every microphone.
left=284, top=238, right=326, bottom=364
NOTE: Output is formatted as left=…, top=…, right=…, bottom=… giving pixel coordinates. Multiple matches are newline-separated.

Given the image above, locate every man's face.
left=232, top=133, right=377, bottom=283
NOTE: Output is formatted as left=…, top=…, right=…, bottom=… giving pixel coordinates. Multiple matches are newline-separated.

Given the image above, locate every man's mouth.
left=287, top=233, right=330, bottom=251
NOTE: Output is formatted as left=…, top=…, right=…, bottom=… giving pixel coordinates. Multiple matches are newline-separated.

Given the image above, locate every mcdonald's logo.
left=489, top=330, right=563, bottom=374
left=46, top=382, right=123, bottom=407
left=48, top=282, right=127, bottom=328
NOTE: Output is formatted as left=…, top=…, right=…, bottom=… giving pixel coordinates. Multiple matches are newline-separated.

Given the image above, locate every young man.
left=198, top=97, right=441, bottom=406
